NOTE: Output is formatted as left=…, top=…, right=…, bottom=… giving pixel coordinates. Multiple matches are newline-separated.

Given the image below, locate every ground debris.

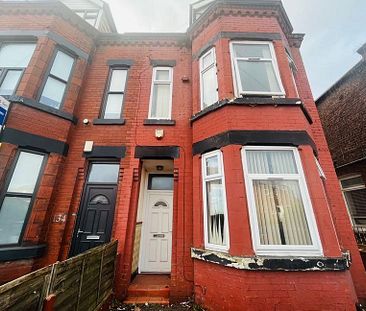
left=109, top=299, right=205, bottom=311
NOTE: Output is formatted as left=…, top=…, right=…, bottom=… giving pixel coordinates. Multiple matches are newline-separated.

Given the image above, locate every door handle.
left=77, top=229, right=84, bottom=238
left=153, top=234, right=165, bottom=238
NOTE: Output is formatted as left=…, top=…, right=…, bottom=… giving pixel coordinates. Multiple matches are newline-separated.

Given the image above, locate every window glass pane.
left=253, top=180, right=312, bottom=245
left=0, top=43, right=36, bottom=68
left=88, top=164, right=119, bottom=183
left=104, top=93, right=123, bottom=119
left=205, top=155, right=219, bottom=176
left=247, top=150, right=297, bottom=174
left=237, top=60, right=281, bottom=93
left=202, top=51, right=214, bottom=70
left=148, top=175, right=174, bottom=190
left=202, top=66, right=217, bottom=108
left=40, top=77, right=66, bottom=109
left=344, top=188, right=366, bottom=225
left=151, top=84, right=170, bottom=119
left=233, top=44, right=271, bottom=58
left=206, top=179, right=226, bottom=246
left=85, top=18, right=97, bottom=26
left=50, top=51, right=74, bottom=81
left=341, top=176, right=364, bottom=189
left=155, top=70, right=170, bottom=81
left=0, top=70, right=22, bottom=95
left=0, top=196, right=31, bottom=245
left=109, top=69, right=127, bottom=92
left=8, top=152, right=44, bottom=194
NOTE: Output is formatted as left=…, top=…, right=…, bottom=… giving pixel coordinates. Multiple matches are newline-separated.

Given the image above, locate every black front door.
left=70, top=163, right=119, bottom=256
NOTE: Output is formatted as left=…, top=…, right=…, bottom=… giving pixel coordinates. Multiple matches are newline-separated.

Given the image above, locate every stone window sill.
left=0, top=244, right=46, bottom=262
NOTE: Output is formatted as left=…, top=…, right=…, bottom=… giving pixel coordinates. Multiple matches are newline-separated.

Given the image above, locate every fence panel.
left=0, top=241, right=118, bottom=311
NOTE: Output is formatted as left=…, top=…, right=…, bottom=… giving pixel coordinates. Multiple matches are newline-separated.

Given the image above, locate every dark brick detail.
left=134, top=146, right=180, bottom=159
left=0, top=244, right=46, bottom=262
left=83, top=146, right=126, bottom=159
left=143, top=119, right=176, bottom=126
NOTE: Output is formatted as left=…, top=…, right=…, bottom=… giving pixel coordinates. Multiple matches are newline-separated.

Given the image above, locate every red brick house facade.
left=317, top=43, right=366, bottom=271
left=0, top=0, right=365, bottom=309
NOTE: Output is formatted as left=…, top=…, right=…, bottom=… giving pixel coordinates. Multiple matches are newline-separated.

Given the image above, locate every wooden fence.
left=0, top=241, right=118, bottom=311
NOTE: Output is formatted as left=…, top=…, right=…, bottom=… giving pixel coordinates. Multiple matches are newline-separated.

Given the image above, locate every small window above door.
left=88, top=163, right=120, bottom=183
left=148, top=174, right=173, bottom=191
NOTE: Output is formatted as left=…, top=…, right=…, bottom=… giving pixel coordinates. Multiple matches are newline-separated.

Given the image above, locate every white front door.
left=140, top=189, right=173, bottom=273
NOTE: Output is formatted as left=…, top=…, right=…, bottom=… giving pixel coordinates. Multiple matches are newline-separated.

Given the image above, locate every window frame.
left=148, top=66, right=173, bottom=120
left=241, top=146, right=323, bottom=256
left=199, top=47, right=218, bottom=109
left=38, top=47, right=76, bottom=110
left=340, top=175, right=366, bottom=227
left=0, top=149, right=47, bottom=247
left=201, top=150, right=230, bottom=252
left=74, top=9, right=100, bottom=27
left=230, top=41, right=285, bottom=97
left=0, top=41, right=36, bottom=96
left=100, top=67, right=129, bottom=120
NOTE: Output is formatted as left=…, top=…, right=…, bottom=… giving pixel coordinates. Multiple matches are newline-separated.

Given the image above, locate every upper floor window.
left=149, top=67, right=173, bottom=120
left=39, top=49, right=75, bottom=109
left=231, top=41, right=285, bottom=96
left=74, top=9, right=100, bottom=27
left=242, top=146, right=322, bottom=256
left=0, top=150, right=46, bottom=245
left=0, top=43, right=36, bottom=96
left=202, top=150, right=229, bottom=251
left=101, top=68, right=128, bottom=119
left=200, top=47, right=218, bottom=109
left=286, top=49, right=299, bottom=97
left=341, top=175, right=366, bottom=227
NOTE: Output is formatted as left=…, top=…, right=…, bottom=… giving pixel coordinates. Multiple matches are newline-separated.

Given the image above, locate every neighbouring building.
left=0, top=0, right=365, bottom=309
left=317, top=42, right=366, bottom=269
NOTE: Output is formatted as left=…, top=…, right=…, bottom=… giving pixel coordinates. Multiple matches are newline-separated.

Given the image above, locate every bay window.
left=101, top=68, right=128, bottom=119
left=242, top=146, right=322, bottom=256
left=149, top=67, right=173, bottom=120
left=230, top=41, right=285, bottom=96
left=0, top=150, right=46, bottom=245
left=0, top=43, right=36, bottom=96
left=202, top=150, right=229, bottom=251
left=199, top=47, right=218, bottom=109
left=39, top=49, right=75, bottom=109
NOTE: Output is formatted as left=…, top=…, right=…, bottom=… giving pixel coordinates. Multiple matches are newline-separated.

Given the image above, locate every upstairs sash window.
left=102, top=68, right=128, bottom=119
left=202, top=150, right=229, bottom=251
left=149, top=67, right=173, bottom=120
left=39, top=49, right=75, bottom=109
left=199, top=48, right=218, bottom=109
left=242, top=146, right=322, bottom=256
left=0, top=150, right=45, bottom=245
left=231, top=41, right=285, bottom=96
left=0, top=43, right=36, bottom=95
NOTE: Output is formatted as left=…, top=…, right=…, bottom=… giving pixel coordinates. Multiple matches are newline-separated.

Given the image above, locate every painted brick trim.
left=1, top=128, right=69, bottom=156
left=150, top=60, right=177, bottom=67
left=107, top=59, right=134, bottom=67
left=191, top=248, right=350, bottom=272
left=192, top=130, right=317, bottom=155
left=190, top=97, right=312, bottom=124
left=83, top=146, right=126, bottom=159
left=143, top=119, right=176, bottom=126
left=93, top=118, right=126, bottom=125
left=134, top=146, right=180, bottom=159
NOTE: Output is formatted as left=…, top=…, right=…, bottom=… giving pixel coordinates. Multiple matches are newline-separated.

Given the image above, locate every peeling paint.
left=191, top=248, right=350, bottom=272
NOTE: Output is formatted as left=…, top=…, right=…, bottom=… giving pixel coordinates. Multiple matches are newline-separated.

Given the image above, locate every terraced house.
left=0, top=0, right=365, bottom=310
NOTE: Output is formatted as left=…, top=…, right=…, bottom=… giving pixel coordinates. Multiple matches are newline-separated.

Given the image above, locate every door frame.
left=138, top=172, right=174, bottom=274
left=69, top=160, right=119, bottom=257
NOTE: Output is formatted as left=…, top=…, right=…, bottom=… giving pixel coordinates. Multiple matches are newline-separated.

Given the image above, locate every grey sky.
left=104, top=0, right=366, bottom=99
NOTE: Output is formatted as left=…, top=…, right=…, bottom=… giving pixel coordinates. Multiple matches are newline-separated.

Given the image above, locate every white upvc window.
left=286, top=49, right=299, bottom=97
left=199, top=47, right=218, bottom=109
left=340, top=175, right=366, bottom=227
left=242, top=146, right=322, bottom=256
left=148, top=67, right=173, bottom=120
left=230, top=41, right=285, bottom=96
left=202, top=150, right=230, bottom=252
